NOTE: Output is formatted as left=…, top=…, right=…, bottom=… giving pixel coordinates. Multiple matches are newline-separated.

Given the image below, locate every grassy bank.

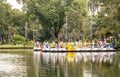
left=0, top=45, right=33, bottom=49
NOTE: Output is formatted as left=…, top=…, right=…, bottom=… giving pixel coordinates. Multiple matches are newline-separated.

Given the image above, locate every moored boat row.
left=34, top=41, right=115, bottom=52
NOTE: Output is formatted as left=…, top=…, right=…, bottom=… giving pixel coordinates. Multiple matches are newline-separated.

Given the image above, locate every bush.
left=12, top=34, right=26, bottom=45
left=26, top=40, right=34, bottom=46
left=115, top=40, right=120, bottom=51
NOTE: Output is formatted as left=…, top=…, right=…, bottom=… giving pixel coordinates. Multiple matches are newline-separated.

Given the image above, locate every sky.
left=7, top=0, right=23, bottom=11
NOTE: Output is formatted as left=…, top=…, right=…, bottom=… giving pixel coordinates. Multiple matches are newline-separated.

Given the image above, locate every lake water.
left=0, top=51, right=120, bottom=77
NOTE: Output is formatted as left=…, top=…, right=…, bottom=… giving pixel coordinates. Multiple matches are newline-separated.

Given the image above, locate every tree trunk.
left=54, top=33, right=58, bottom=39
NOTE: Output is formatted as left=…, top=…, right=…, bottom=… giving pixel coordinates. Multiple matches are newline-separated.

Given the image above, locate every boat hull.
left=34, top=48, right=115, bottom=52
left=42, top=50, right=115, bottom=52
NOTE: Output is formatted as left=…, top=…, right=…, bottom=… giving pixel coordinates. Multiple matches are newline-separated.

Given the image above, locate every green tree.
left=0, top=3, right=13, bottom=43
left=25, top=0, right=70, bottom=40
left=23, top=0, right=89, bottom=41
left=0, top=1, right=26, bottom=44
left=94, top=0, right=120, bottom=43
left=65, top=0, right=89, bottom=41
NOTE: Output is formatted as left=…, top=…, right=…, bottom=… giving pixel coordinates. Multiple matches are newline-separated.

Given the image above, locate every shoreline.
left=0, top=45, right=33, bottom=51
left=0, top=49, right=33, bottom=51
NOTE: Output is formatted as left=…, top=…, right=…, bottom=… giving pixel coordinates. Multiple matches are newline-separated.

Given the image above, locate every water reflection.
left=33, top=51, right=118, bottom=77
left=75, top=52, right=115, bottom=64
left=34, top=52, right=40, bottom=77
left=0, top=51, right=119, bottom=77
left=0, top=53, right=27, bottom=77
left=39, top=52, right=115, bottom=64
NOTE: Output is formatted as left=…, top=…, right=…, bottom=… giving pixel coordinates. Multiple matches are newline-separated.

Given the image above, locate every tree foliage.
left=0, top=1, right=25, bottom=44
left=93, top=0, right=120, bottom=43
left=23, top=0, right=89, bottom=41
left=25, top=0, right=70, bottom=40
left=64, top=0, right=89, bottom=41
left=0, top=0, right=120, bottom=45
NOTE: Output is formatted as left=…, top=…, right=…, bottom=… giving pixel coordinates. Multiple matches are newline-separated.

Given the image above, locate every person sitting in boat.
left=39, top=42, right=42, bottom=50
left=110, top=42, right=115, bottom=48
left=86, top=42, right=90, bottom=48
left=59, top=42, right=64, bottom=48
left=77, top=43, right=82, bottom=48
left=35, top=41, right=40, bottom=47
left=50, top=42, right=56, bottom=48
left=82, top=42, right=87, bottom=48
left=97, top=41, right=105, bottom=48
left=56, top=42, right=61, bottom=48
left=43, top=41, right=49, bottom=48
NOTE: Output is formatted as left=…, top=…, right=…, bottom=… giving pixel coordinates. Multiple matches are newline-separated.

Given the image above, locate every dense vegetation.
left=0, top=0, right=120, bottom=49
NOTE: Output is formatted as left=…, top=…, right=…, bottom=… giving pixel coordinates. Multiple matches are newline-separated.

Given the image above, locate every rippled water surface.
left=0, top=51, right=120, bottom=77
